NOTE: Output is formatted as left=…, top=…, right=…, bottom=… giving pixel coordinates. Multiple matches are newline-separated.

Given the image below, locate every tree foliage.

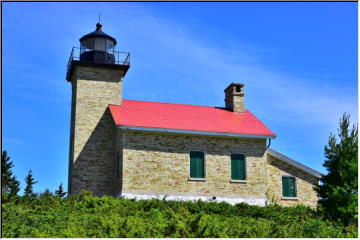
left=316, top=113, right=358, bottom=224
left=55, top=183, right=67, bottom=199
left=8, top=178, right=20, bottom=197
left=1, top=151, right=20, bottom=197
left=1, top=151, right=13, bottom=192
left=40, top=188, right=53, bottom=198
left=24, top=169, right=38, bottom=198
left=1, top=195, right=357, bottom=238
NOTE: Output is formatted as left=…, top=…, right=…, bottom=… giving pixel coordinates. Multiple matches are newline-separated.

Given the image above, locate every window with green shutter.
left=231, top=154, right=246, bottom=180
left=282, top=176, right=297, bottom=197
left=190, top=151, right=205, bottom=179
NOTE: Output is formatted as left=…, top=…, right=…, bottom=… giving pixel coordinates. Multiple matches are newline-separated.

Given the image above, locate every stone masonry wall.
left=118, top=130, right=268, bottom=201
left=69, top=65, right=125, bottom=196
left=116, top=129, right=319, bottom=207
left=266, top=154, right=319, bottom=208
left=224, top=84, right=245, bottom=113
left=114, top=129, right=124, bottom=196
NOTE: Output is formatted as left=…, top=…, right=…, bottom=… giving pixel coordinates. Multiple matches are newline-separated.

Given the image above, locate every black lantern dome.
left=79, top=23, right=117, bottom=64
left=66, top=23, right=130, bottom=81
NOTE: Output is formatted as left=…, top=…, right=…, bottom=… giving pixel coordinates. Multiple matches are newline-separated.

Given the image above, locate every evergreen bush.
left=1, top=195, right=357, bottom=238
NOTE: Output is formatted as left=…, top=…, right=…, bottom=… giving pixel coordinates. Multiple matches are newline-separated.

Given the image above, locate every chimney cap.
left=224, top=83, right=244, bottom=92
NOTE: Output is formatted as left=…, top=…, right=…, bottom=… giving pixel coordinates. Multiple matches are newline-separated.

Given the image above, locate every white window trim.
left=230, top=179, right=248, bottom=183
left=230, top=153, right=247, bottom=182
left=281, top=196, right=298, bottom=200
left=281, top=175, right=298, bottom=199
left=188, top=150, right=206, bottom=181
left=188, top=177, right=206, bottom=182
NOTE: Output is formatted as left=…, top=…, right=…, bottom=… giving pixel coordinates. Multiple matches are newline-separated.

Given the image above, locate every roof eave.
left=267, top=148, right=323, bottom=179
left=116, top=125, right=276, bottom=139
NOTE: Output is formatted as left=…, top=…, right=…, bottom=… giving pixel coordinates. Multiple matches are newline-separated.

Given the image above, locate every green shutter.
left=190, top=151, right=204, bottom=178
left=282, top=177, right=289, bottom=196
left=289, top=177, right=296, bottom=197
left=282, top=177, right=296, bottom=197
left=231, top=154, right=246, bottom=180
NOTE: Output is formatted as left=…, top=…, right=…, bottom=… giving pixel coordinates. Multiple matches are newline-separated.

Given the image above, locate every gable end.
left=267, top=148, right=322, bottom=179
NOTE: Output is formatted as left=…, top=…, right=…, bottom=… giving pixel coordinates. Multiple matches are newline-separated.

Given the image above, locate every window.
left=236, top=85, right=241, bottom=92
left=190, top=151, right=205, bottom=179
left=231, top=154, right=246, bottom=180
left=282, top=176, right=297, bottom=197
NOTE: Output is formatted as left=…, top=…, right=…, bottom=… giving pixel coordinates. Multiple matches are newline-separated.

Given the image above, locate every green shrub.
left=1, top=195, right=357, bottom=238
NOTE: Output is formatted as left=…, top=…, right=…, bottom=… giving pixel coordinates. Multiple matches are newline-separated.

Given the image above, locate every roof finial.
left=96, top=13, right=102, bottom=31
left=96, top=22, right=102, bottom=31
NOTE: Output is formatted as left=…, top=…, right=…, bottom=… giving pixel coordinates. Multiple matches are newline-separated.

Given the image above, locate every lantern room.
left=79, top=23, right=117, bottom=64
left=66, top=22, right=130, bottom=81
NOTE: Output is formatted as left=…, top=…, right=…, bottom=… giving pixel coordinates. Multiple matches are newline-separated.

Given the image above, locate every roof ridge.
left=120, top=99, right=249, bottom=113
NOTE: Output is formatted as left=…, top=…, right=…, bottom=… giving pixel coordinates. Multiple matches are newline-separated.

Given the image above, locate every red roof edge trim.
left=117, top=125, right=276, bottom=139
left=245, top=110, right=276, bottom=137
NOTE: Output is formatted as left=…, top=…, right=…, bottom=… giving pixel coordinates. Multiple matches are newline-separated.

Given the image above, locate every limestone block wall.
left=266, top=154, right=319, bottom=208
left=114, top=129, right=124, bottom=196
left=118, top=129, right=268, bottom=201
left=224, top=84, right=245, bottom=113
left=68, top=65, right=125, bottom=196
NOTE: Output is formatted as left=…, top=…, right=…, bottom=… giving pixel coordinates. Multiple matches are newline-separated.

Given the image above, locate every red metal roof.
left=109, top=100, right=276, bottom=138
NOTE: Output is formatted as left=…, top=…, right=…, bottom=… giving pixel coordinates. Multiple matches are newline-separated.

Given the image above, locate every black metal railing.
left=66, top=47, right=75, bottom=74
left=66, top=47, right=130, bottom=74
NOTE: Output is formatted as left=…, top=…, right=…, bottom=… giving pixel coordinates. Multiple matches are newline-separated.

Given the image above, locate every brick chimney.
left=224, top=83, right=245, bottom=113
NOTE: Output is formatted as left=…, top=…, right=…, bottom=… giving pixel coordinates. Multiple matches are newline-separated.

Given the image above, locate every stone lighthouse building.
left=66, top=23, right=321, bottom=207
left=66, top=23, right=130, bottom=195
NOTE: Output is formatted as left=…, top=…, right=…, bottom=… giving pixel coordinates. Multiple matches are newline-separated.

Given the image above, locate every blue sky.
left=3, top=2, right=358, bottom=194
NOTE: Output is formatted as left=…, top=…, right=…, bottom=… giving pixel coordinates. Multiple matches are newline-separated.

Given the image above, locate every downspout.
left=265, top=137, right=271, bottom=205
left=266, top=138, right=271, bottom=148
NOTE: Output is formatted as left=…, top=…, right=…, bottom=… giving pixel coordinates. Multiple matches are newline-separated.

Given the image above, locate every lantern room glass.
left=80, top=38, right=115, bottom=53
left=79, top=35, right=116, bottom=64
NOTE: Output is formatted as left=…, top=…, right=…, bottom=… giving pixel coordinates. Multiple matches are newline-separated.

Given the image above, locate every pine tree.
left=24, top=169, right=38, bottom=198
left=1, top=151, right=20, bottom=196
left=316, top=113, right=358, bottom=224
left=55, top=183, right=67, bottom=199
left=40, top=188, right=53, bottom=198
left=2, top=151, right=14, bottom=193
left=8, top=176, right=20, bottom=196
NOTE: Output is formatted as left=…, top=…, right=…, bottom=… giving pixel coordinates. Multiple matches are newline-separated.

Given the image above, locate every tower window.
left=235, top=85, right=241, bottom=92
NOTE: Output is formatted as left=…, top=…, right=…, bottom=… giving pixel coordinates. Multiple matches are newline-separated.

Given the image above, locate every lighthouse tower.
left=66, top=23, right=130, bottom=195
